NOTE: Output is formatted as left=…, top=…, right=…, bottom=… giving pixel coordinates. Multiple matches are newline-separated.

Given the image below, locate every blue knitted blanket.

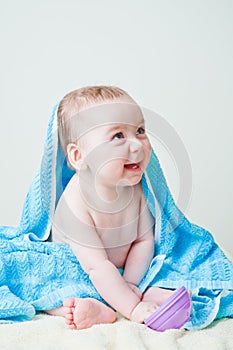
left=0, top=104, right=232, bottom=329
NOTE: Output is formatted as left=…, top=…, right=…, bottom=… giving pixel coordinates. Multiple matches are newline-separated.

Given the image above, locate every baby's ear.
left=66, top=143, right=83, bottom=171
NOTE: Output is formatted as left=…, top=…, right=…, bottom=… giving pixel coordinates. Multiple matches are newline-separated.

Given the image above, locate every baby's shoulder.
left=135, top=181, right=145, bottom=200
left=136, top=182, right=150, bottom=213
left=127, top=182, right=146, bottom=213
left=55, top=176, right=91, bottom=223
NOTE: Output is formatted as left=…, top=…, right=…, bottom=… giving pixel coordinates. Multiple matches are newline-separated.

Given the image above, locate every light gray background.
left=1, top=0, right=232, bottom=254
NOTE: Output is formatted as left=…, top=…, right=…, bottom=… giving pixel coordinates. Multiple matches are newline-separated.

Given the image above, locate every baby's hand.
left=126, top=282, right=142, bottom=300
left=130, top=301, right=159, bottom=323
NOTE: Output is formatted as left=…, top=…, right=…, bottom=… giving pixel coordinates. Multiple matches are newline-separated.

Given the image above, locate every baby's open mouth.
left=124, top=163, right=141, bottom=171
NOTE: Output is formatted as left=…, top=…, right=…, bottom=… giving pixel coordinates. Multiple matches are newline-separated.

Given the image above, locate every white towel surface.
left=0, top=313, right=232, bottom=350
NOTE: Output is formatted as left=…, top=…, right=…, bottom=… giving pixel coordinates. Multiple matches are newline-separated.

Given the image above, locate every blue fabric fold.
left=0, top=104, right=232, bottom=328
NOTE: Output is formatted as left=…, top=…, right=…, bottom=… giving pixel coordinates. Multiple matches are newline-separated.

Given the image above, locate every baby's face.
left=75, top=98, right=152, bottom=187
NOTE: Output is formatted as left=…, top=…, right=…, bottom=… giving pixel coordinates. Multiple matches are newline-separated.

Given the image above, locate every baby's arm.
left=123, top=193, right=154, bottom=287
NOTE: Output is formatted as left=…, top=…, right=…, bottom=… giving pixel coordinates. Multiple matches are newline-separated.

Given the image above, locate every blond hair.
left=57, top=85, right=132, bottom=154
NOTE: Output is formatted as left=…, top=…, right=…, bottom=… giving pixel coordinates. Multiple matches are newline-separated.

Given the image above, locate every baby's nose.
left=128, top=138, right=143, bottom=153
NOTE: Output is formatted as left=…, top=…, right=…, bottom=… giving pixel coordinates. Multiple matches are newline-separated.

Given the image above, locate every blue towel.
left=0, top=104, right=232, bottom=329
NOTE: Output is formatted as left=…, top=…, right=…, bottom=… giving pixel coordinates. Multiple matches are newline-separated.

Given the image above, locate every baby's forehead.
left=70, top=101, right=145, bottom=134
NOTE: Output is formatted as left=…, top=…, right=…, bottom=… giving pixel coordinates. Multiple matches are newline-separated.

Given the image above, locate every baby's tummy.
left=96, top=220, right=138, bottom=248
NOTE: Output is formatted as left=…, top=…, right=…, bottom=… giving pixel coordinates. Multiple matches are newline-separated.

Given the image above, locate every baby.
left=48, top=86, right=174, bottom=329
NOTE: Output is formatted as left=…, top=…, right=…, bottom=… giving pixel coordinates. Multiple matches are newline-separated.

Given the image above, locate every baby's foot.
left=142, top=287, right=175, bottom=305
left=130, top=301, right=159, bottom=323
left=63, top=297, right=116, bottom=330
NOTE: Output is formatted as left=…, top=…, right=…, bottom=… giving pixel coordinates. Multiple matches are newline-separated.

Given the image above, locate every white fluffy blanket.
left=1, top=313, right=232, bottom=350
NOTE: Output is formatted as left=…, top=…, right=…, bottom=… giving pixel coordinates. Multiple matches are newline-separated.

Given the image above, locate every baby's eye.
left=136, top=127, right=145, bottom=135
left=112, top=132, right=124, bottom=140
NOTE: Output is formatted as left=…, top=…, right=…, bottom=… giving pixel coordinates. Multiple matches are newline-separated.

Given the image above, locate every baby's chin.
left=117, top=175, right=142, bottom=187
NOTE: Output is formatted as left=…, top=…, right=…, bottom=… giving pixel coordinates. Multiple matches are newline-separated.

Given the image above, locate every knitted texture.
left=0, top=104, right=232, bottom=329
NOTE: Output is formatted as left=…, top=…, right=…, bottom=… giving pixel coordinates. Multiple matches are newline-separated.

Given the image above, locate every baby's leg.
left=46, top=298, right=116, bottom=330
left=142, top=287, right=175, bottom=306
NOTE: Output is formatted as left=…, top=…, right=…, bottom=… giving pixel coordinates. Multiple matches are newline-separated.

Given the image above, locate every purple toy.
left=144, top=286, right=191, bottom=332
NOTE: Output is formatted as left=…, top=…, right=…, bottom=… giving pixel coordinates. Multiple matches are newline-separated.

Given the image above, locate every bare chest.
left=90, top=199, right=140, bottom=248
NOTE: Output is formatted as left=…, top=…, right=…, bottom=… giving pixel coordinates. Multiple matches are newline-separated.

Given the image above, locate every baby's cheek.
left=101, top=160, right=124, bottom=174
left=144, top=140, right=152, bottom=152
left=144, top=142, right=152, bottom=160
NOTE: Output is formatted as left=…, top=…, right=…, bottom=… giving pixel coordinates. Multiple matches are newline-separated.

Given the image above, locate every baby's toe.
left=65, top=313, right=73, bottom=321
left=63, top=298, right=75, bottom=308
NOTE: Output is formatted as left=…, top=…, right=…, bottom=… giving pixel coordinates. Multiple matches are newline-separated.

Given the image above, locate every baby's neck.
left=76, top=172, right=136, bottom=214
left=97, top=180, right=129, bottom=202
